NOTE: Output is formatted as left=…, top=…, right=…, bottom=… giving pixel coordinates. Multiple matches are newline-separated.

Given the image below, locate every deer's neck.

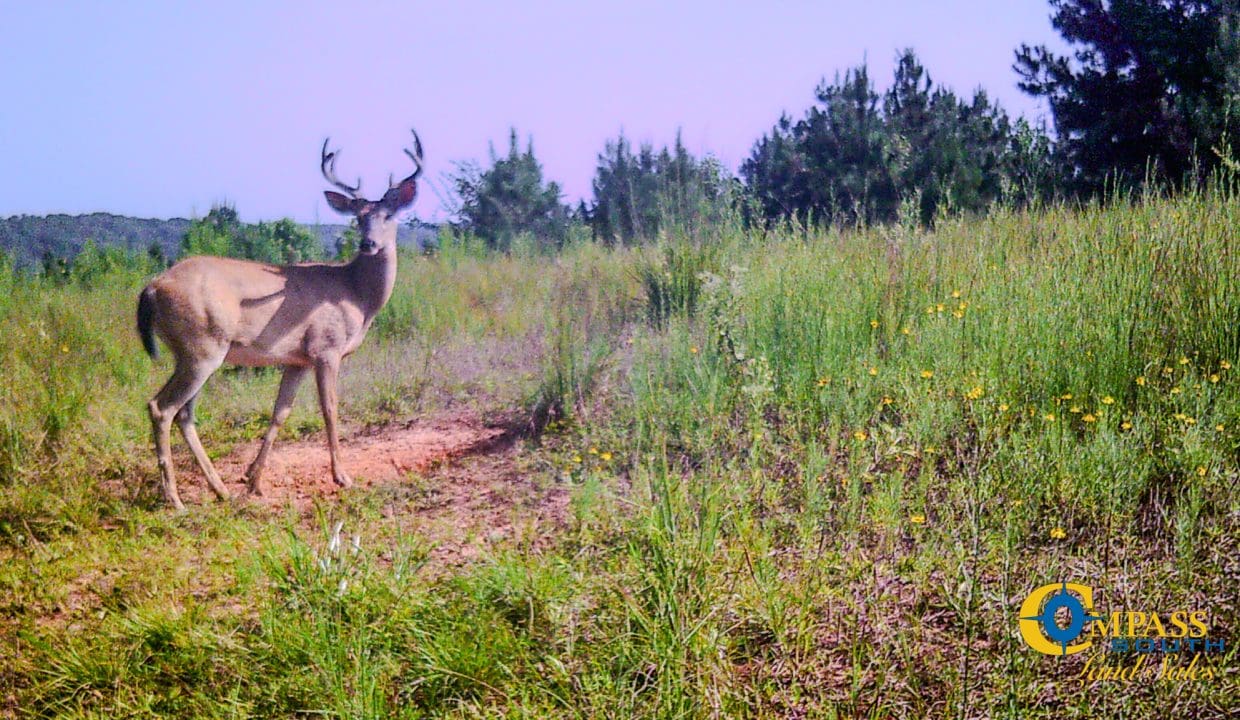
left=347, top=246, right=398, bottom=320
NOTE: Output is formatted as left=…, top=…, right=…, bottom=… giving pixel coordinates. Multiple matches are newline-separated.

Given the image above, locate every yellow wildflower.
left=870, top=319, right=879, bottom=329
left=951, top=290, right=961, bottom=299
left=936, top=303, right=945, bottom=313
left=1061, top=393, right=1073, bottom=400
left=1196, top=466, right=1207, bottom=477
left=952, top=310, right=964, bottom=319
left=1050, top=527, right=1067, bottom=540
left=1121, top=421, right=1133, bottom=431
left=1101, top=396, right=1114, bottom=405
left=881, top=396, right=893, bottom=406
left=1069, top=406, right=1081, bottom=414
left=999, top=403, right=1009, bottom=412
left=1082, top=414, right=1097, bottom=423
left=924, top=445, right=937, bottom=454
left=920, top=370, right=934, bottom=379
left=1210, top=374, right=1219, bottom=384
left=909, top=513, right=926, bottom=525
left=689, top=346, right=699, bottom=354
left=1044, top=413, right=1056, bottom=421
left=589, top=447, right=599, bottom=455
left=601, top=452, right=613, bottom=462
left=853, top=431, right=868, bottom=441
left=1170, top=387, right=1182, bottom=395
left=964, top=386, right=984, bottom=400
left=1216, top=424, right=1225, bottom=432
left=573, top=455, right=583, bottom=464
left=901, top=326, right=911, bottom=335
left=1179, top=356, right=1190, bottom=365
left=1136, top=376, right=1147, bottom=386
left=869, top=367, right=878, bottom=376
left=1222, top=360, right=1232, bottom=370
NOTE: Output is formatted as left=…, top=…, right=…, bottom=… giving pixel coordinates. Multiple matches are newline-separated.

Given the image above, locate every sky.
left=0, top=1, right=1066, bottom=224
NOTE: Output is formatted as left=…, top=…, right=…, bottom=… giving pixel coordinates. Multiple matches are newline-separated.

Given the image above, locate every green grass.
left=1, top=180, right=1237, bottom=717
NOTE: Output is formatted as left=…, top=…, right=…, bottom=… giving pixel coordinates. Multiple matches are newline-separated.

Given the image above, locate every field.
left=1, top=183, right=1237, bottom=718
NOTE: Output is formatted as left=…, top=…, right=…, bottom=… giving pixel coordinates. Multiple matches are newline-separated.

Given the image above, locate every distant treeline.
left=0, top=211, right=435, bottom=271
left=7, top=1, right=1239, bottom=264
left=0, top=213, right=191, bottom=270
left=452, top=2, right=1240, bottom=250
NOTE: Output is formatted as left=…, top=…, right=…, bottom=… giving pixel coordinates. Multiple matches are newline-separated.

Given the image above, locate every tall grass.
left=1, top=181, right=1237, bottom=717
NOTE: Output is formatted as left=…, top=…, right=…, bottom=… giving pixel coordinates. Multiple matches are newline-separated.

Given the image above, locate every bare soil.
left=169, top=411, right=571, bottom=566
left=208, top=414, right=510, bottom=507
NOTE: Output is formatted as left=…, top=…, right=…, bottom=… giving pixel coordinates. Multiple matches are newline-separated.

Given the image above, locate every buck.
left=136, top=131, right=423, bottom=510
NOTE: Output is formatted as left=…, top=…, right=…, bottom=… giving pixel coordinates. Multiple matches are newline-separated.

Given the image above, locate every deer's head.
left=321, top=130, right=423, bottom=255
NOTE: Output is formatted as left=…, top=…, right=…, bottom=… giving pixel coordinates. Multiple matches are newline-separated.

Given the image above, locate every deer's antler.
left=321, top=138, right=363, bottom=197
left=389, top=129, right=424, bottom=188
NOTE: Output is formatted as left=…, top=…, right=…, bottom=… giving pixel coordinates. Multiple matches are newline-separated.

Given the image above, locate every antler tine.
left=390, top=128, right=424, bottom=188
left=320, top=137, right=363, bottom=197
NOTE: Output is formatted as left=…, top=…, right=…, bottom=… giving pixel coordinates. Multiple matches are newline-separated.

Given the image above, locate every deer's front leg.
left=246, top=365, right=308, bottom=496
left=314, top=357, right=351, bottom=488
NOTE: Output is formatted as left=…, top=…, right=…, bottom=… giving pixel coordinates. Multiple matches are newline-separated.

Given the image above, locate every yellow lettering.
left=1090, top=613, right=1123, bottom=638
left=1168, top=611, right=1189, bottom=638
left=1077, top=654, right=1100, bottom=681
left=1127, top=611, right=1148, bottom=636
left=1121, top=655, right=1146, bottom=681
left=1078, top=654, right=1147, bottom=682
left=1146, top=612, right=1166, bottom=637
left=1155, top=654, right=1221, bottom=682
left=1189, top=611, right=1209, bottom=638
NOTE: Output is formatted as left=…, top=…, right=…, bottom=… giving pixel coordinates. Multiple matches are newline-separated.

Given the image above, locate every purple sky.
left=1, top=1, right=1064, bottom=224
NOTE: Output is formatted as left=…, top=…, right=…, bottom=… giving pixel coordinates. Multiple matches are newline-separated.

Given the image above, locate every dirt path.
left=207, top=415, right=511, bottom=507
left=171, top=412, right=570, bottom=565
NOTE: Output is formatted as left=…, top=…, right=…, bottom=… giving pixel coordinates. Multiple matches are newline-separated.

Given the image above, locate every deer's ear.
left=324, top=191, right=359, bottom=215
left=384, top=179, right=417, bottom=212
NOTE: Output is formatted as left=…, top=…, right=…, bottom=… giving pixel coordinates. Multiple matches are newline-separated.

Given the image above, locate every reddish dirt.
left=204, top=415, right=512, bottom=509
left=167, top=412, right=571, bottom=567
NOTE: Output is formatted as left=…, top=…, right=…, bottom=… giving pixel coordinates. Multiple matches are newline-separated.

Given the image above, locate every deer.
left=136, top=130, right=423, bottom=511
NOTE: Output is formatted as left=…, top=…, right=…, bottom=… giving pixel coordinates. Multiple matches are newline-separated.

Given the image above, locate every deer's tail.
left=137, top=286, right=159, bottom=359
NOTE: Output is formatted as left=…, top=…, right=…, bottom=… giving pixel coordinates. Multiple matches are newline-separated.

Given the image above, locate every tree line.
left=0, top=204, right=420, bottom=278
left=6, top=1, right=1238, bottom=268
left=454, top=0, right=1240, bottom=249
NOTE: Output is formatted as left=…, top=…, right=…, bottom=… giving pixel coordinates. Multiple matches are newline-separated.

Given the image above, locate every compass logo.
left=1018, top=582, right=1103, bottom=656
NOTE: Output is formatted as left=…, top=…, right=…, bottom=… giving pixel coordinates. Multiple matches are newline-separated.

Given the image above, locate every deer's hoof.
left=332, top=471, right=353, bottom=489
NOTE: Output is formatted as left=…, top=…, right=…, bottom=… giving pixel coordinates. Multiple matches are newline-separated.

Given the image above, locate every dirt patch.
left=198, top=414, right=511, bottom=509
left=167, top=411, right=570, bottom=566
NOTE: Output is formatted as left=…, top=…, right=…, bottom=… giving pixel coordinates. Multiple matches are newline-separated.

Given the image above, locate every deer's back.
left=146, top=256, right=364, bottom=366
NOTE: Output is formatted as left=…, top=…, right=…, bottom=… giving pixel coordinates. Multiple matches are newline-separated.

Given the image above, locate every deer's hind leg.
left=148, top=353, right=224, bottom=511
left=175, top=390, right=229, bottom=501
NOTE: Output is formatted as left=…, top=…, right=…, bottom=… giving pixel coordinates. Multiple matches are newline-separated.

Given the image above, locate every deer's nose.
left=359, top=239, right=378, bottom=254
